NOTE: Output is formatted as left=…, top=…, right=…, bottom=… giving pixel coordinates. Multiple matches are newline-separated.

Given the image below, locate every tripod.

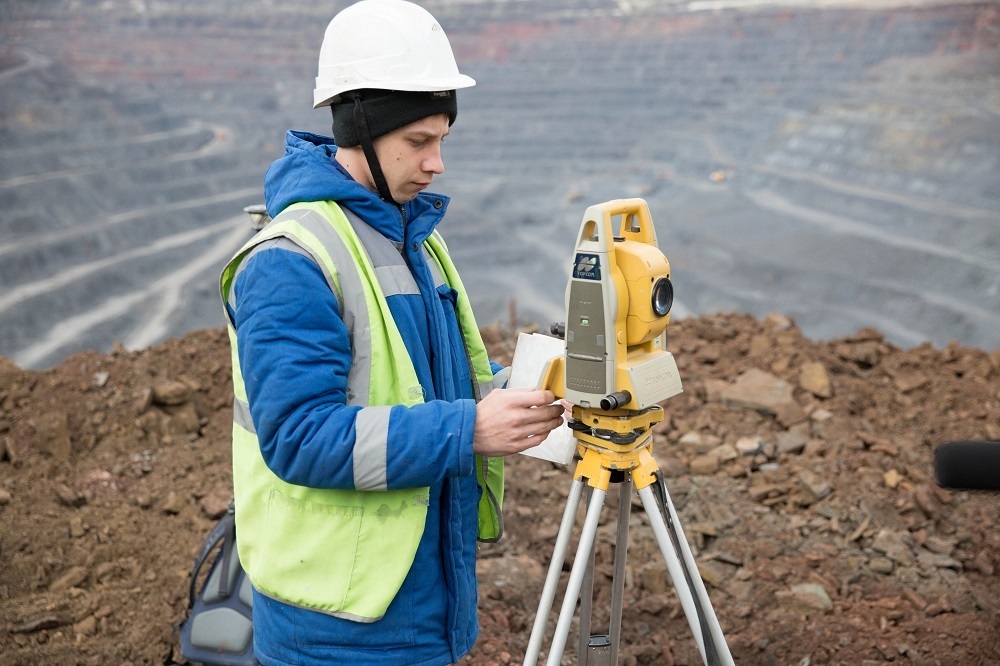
left=522, top=407, right=734, bottom=666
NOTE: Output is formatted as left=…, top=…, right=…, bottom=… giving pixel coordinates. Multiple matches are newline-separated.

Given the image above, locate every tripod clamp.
left=568, top=404, right=663, bottom=490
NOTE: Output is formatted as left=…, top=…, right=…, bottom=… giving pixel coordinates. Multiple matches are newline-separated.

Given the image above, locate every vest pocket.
left=258, top=490, right=362, bottom=612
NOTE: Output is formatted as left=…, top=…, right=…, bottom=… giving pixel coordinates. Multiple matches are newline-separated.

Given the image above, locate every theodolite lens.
left=651, top=277, right=673, bottom=317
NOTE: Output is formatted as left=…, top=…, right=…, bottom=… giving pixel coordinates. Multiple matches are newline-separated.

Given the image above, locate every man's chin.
left=395, top=187, right=426, bottom=203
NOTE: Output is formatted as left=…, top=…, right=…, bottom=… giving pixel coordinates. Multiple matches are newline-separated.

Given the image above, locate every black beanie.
left=331, top=89, right=458, bottom=147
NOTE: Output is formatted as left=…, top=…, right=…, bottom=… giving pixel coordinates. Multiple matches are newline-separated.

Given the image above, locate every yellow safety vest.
left=219, top=201, right=503, bottom=621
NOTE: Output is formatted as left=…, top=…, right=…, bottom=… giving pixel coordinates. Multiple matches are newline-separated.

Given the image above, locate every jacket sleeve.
left=233, top=246, right=476, bottom=490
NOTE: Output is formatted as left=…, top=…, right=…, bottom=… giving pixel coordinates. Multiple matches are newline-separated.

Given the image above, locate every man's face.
left=372, top=113, right=450, bottom=204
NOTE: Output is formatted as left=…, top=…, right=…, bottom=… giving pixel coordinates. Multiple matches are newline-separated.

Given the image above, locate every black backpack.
left=177, top=501, right=258, bottom=665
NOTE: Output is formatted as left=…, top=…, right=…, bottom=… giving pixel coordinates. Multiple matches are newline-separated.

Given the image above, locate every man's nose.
left=424, top=147, right=444, bottom=175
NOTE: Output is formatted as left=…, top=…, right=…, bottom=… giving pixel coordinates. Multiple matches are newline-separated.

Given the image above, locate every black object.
left=600, top=390, right=632, bottom=411
left=550, top=322, right=566, bottom=339
left=177, top=501, right=258, bottom=666
left=331, top=88, right=458, bottom=147
left=934, top=440, right=1000, bottom=490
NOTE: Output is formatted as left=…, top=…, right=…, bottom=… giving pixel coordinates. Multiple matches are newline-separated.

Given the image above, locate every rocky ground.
left=1, top=313, right=998, bottom=665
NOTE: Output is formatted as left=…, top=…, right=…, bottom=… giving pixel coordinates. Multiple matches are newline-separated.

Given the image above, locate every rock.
left=696, top=343, right=722, bottom=363
left=0, top=488, right=11, bottom=505
left=178, top=374, right=203, bottom=392
left=49, top=566, right=88, bottom=593
left=869, top=440, right=899, bottom=457
left=901, top=588, right=928, bottom=611
left=763, top=312, right=795, bottom=330
left=892, top=372, right=928, bottom=394
left=654, top=453, right=689, bottom=478
left=135, top=386, right=153, bottom=413
left=95, top=563, right=116, bottom=582
left=476, top=554, right=546, bottom=605
left=748, top=482, right=792, bottom=502
left=776, top=431, right=807, bottom=455
left=717, top=368, right=807, bottom=426
left=917, top=550, right=961, bottom=571
left=151, top=380, right=191, bottom=406
left=810, top=407, right=833, bottom=422
left=36, top=412, right=71, bottom=458
left=679, top=431, right=720, bottom=454
left=54, top=483, right=86, bottom=507
left=93, top=372, right=109, bottom=388
left=159, top=402, right=200, bottom=438
left=130, top=450, right=156, bottom=476
left=925, top=597, right=953, bottom=616
left=635, top=592, right=673, bottom=615
left=68, top=515, right=86, bottom=538
left=74, top=614, right=98, bottom=639
left=968, top=551, right=995, bottom=576
left=799, top=361, right=832, bottom=398
left=198, top=493, right=230, bottom=519
left=690, top=451, right=721, bottom=475
left=922, top=535, right=955, bottom=555
left=161, top=491, right=184, bottom=515
left=748, top=334, right=772, bottom=357
left=834, top=341, right=882, bottom=368
left=8, top=612, right=74, bottom=634
left=871, top=529, right=914, bottom=566
left=776, top=582, right=833, bottom=612
left=798, top=471, right=832, bottom=501
left=868, top=557, right=894, bottom=574
left=635, top=561, right=671, bottom=594
left=696, top=560, right=731, bottom=588
left=842, top=327, right=884, bottom=343
left=913, top=485, right=939, bottom=519
left=883, top=469, right=903, bottom=488
left=702, top=378, right=728, bottom=403
left=709, top=443, right=739, bottom=464
left=735, top=436, right=765, bottom=456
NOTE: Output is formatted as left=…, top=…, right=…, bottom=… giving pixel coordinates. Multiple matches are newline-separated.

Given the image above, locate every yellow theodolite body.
left=540, top=198, right=681, bottom=414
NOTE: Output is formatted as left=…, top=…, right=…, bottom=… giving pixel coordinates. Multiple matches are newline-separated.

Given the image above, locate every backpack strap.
left=187, top=500, right=237, bottom=609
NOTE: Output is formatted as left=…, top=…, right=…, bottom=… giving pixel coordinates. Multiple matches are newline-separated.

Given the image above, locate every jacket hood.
left=263, top=130, right=450, bottom=242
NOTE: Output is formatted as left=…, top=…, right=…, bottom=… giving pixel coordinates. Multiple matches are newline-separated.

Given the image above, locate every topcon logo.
left=573, top=253, right=601, bottom=280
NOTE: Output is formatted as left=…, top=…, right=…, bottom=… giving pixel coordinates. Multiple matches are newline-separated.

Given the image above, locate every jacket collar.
left=264, top=130, right=450, bottom=244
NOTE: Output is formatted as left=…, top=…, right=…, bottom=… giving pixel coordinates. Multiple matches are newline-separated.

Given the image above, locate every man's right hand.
left=473, top=388, right=565, bottom=456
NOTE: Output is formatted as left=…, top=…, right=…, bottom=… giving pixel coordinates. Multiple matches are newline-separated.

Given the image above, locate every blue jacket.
left=231, top=130, right=495, bottom=665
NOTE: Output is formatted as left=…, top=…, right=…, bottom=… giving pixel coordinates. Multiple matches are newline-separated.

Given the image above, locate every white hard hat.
left=313, top=0, right=476, bottom=109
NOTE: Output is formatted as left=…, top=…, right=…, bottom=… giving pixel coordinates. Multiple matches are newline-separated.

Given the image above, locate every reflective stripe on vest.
left=219, top=200, right=501, bottom=621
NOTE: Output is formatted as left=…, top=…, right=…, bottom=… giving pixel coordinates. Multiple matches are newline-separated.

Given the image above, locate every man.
left=219, top=1, right=564, bottom=665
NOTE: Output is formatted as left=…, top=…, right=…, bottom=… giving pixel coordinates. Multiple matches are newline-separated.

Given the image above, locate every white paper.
left=507, top=332, right=577, bottom=466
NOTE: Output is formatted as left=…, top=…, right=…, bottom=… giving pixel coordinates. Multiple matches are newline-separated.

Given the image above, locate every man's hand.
left=473, top=388, right=565, bottom=456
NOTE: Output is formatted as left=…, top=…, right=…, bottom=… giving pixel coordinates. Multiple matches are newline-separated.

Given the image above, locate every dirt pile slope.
left=1, top=314, right=998, bottom=665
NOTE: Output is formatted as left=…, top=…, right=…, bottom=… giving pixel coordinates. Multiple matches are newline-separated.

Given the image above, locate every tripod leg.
left=524, top=478, right=586, bottom=666
left=608, top=473, right=632, bottom=665
left=579, top=488, right=596, bottom=664
left=545, top=485, right=607, bottom=666
left=637, top=482, right=734, bottom=666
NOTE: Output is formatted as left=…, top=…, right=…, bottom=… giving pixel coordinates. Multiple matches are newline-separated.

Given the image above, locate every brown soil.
left=1, top=314, right=998, bottom=665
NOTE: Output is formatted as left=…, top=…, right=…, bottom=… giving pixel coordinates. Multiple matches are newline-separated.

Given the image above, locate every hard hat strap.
left=352, top=95, right=398, bottom=206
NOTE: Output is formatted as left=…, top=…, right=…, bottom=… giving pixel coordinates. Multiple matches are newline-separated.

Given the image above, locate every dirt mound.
left=1, top=314, right=998, bottom=665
